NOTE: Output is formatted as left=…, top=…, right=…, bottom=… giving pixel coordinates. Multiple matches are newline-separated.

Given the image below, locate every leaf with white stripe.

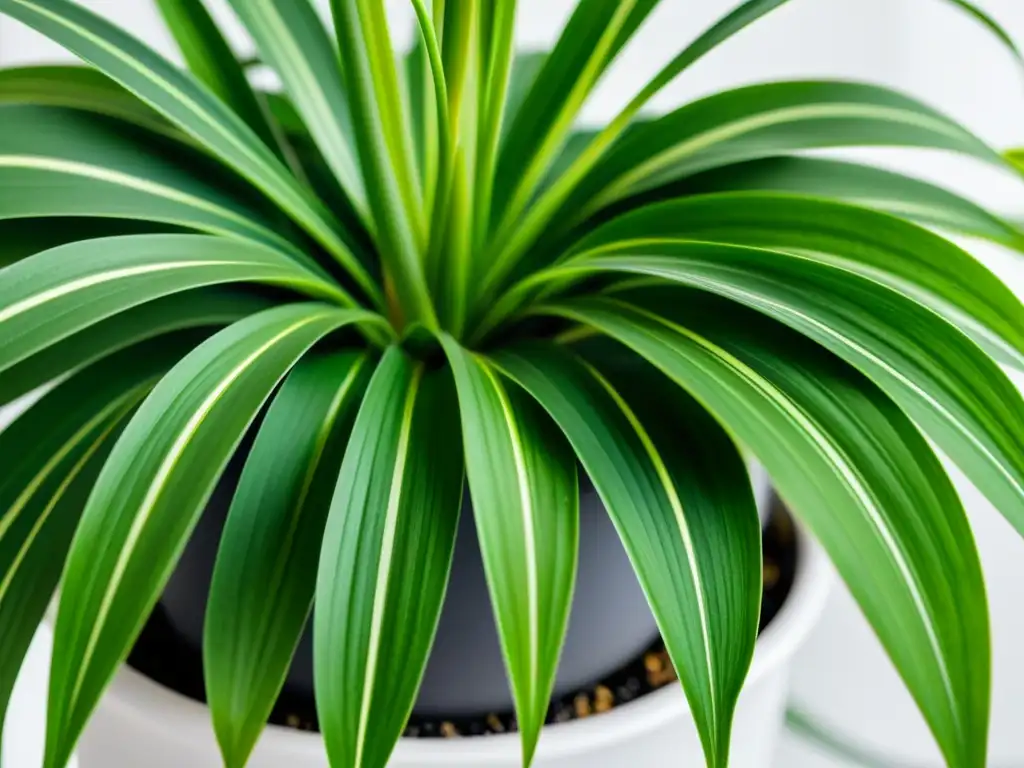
left=315, top=347, right=463, bottom=768
left=0, top=0, right=377, bottom=299
left=0, top=288, right=273, bottom=407
left=440, top=335, right=577, bottom=766
left=570, top=193, right=1024, bottom=370
left=616, top=156, right=1024, bottom=250
left=0, top=65, right=177, bottom=140
left=537, top=299, right=990, bottom=768
left=0, top=334, right=199, bottom=745
left=0, top=233, right=355, bottom=375
left=227, top=0, right=368, bottom=223
left=0, top=217, right=168, bottom=269
left=540, top=244, right=1024, bottom=540
left=490, top=345, right=761, bottom=768
left=155, top=0, right=280, bottom=152
left=43, top=303, right=368, bottom=768
left=563, top=80, right=1004, bottom=226
left=205, top=351, right=372, bottom=768
left=0, top=104, right=299, bottom=256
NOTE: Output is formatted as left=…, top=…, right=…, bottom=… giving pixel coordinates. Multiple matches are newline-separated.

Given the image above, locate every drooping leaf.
left=154, top=0, right=280, bottom=152
left=0, top=104, right=300, bottom=257
left=573, top=81, right=1004, bottom=219
left=0, top=288, right=273, bottom=406
left=205, top=351, right=372, bottom=768
left=226, top=0, right=368, bottom=222
left=440, top=335, right=577, bottom=765
left=0, top=65, right=177, bottom=139
left=537, top=244, right=1024, bottom=542
left=0, top=0, right=378, bottom=298
left=315, top=347, right=463, bottom=768
left=0, top=217, right=174, bottom=269
left=939, top=0, right=1022, bottom=63
left=569, top=193, right=1024, bottom=370
left=0, top=335, right=200, bottom=746
left=537, top=299, right=989, bottom=768
left=0, top=233, right=358, bottom=376
left=489, top=344, right=764, bottom=768
left=611, top=156, right=1024, bottom=250
left=43, top=303, right=369, bottom=768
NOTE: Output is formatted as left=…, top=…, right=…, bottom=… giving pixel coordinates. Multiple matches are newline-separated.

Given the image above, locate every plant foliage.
left=0, top=1, right=1022, bottom=767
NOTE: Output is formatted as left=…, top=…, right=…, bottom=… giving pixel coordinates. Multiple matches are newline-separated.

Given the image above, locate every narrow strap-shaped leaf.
left=0, top=334, right=199, bottom=746
left=0, top=65, right=177, bottom=139
left=205, top=351, right=372, bottom=768
left=0, top=104, right=301, bottom=257
left=315, top=347, right=463, bottom=768
left=329, top=0, right=432, bottom=326
left=154, top=0, right=280, bottom=152
left=226, top=0, right=368, bottom=223
left=567, top=80, right=1004, bottom=226
left=489, top=0, right=660, bottom=235
left=440, top=335, right=577, bottom=766
left=0, top=288, right=273, bottom=406
left=486, top=0, right=795, bottom=291
left=499, top=51, right=548, bottom=145
left=531, top=301, right=990, bottom=768
left=43, top=303, right=367, bottom=768
left=0, top=0, right=378, bottom=300
left=542, top=245, right=1024, bottom=540
left=488, top=345, right=764, bottom=767
left=941, top=0, right=1022, bottom=62
left=404, top=36, right=439, bottom=213
left=570, top=193, right=1024, bottom=370
left=626, top=156, right=1024, bottom=249
left=0, top=233, right=357, bottom=375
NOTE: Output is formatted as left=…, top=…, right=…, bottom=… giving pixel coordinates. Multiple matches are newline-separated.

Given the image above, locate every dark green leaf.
left=490, top=345, right=762, bottom=768
left=0, top=332, right=205, bottom=747
left=205, top=351, right=372, bottom=768
left=315, top=347, right=463, bottom=768
left=538, top=299, right=989, bottom=768
left=43, top=303, right=367, bottom=768
left=441, top=335, right=577, bottom=765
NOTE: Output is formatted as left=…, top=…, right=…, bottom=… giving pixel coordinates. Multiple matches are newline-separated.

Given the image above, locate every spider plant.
left=0, top=1, right=1022, bottom=767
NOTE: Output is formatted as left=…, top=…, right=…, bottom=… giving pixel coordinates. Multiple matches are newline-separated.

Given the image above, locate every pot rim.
left=84, top=517, right=832, bottom=762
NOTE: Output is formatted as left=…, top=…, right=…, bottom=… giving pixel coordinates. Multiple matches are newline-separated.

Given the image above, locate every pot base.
left=125, top=503, right=798, bottom=738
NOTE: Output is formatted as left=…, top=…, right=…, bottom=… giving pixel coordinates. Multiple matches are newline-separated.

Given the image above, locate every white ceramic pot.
left=74, top=516, right=829, bottom=768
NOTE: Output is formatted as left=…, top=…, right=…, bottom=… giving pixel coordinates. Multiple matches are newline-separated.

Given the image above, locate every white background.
left=3, top=1, right=1024, bottom=766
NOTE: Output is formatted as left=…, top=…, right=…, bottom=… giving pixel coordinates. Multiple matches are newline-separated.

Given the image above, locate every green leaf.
left=0, top=288, right=273, bottom=406
left=329, top=0, right=432, bottom=326
left=404, top=35, right=439, bottom=211
left=490, top=0, right=796, bottom=288
left=0, top=104, right=301, bottom=257
left=940, top=0, right=1022, bottom=62
left=0, top=217, right=174, bottom=269
left=226, top=0, right=368, bottom=222
left=499, top=51, right=548, bottom=144
left=0, top=334, right=199, bottom=746
left=624, top=156, right=1024, bottom=249
left=0, top=0, right=378, bottom=299
left=538, top=299, right=989, bottom=768
left=489, top=344, right=764, bottom=768
left=440, top=335, right=577, bottom=766
left=205, top=351, right=372, bottom=768
left=315, top=346, right=463, bottom=768
left=489, top=0, right=660, bottom=235
left=0, top=65, right=177, bottom=140
left=154, top=0, right=280, bottom=152
left=43, top=303, right=368, bottom=768
left=567, top=80, right=1004, bottom=226
left=543, top=244, right=1024, bottom=542
left=0, top=233, right=356, bottom=376
left=571, top=193, right=1024, bottom=370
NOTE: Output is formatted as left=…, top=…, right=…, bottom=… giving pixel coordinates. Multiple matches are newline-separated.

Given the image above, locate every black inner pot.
left=128, top=495, right=797, bottom=739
